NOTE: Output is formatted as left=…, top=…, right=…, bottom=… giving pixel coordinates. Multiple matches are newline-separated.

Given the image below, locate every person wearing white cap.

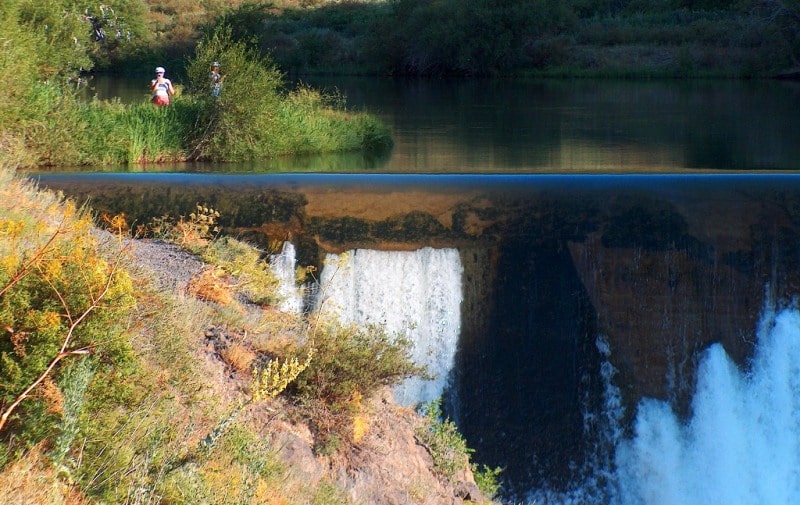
left=210, top=61, right=224, bottom=97
left=150, top=66, right=175, bottom=106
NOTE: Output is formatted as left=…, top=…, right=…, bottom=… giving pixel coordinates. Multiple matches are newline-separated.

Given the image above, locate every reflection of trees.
left=753, top=0, right=800, bottom=66
left=39, top=184, right=308, bottom=236
left=380, top=79, right=800, bottom=170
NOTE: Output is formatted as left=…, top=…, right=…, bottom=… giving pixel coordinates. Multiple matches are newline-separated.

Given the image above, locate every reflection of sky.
left=31, top=172, right=800, bottom=203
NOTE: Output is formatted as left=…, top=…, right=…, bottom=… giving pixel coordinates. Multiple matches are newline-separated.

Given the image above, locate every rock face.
left=334, top=390, right=482, bottom=505
left=261, top=390, right=486, bottom=505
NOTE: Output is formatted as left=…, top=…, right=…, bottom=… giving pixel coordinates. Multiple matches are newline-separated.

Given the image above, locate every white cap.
left=155, top=66, right=165, bottom=73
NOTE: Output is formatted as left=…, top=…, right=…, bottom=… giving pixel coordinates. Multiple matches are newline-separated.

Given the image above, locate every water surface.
left=72, top=75, right=800, bottom=173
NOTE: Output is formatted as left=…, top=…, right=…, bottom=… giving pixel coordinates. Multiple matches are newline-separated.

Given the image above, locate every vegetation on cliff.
left=0, top=166, right=499, bottom=503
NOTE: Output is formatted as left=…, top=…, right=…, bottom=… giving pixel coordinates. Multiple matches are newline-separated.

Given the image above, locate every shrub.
left=415, top=400, right=472, bottom=482
left=199, top=236, right=282, bottom=307
left=184, top=25, right=392, bottom=161
left=0, top=172, right=136, bottom=462
left=416, top=399, right=504, bottom=499
left=289, top=321, right=425, bottom=452
left=184, top=25, right=286, bottom=161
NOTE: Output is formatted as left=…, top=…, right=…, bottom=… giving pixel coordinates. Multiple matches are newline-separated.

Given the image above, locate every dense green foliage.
left=185, top=27, right=391, bottom=161
left=210, top=0, right=800, bottom=77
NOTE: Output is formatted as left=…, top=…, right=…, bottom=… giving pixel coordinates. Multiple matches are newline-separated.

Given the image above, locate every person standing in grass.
left=210, top=61, right=224, bottom=97
left=150, top=66, right=175, bottom=106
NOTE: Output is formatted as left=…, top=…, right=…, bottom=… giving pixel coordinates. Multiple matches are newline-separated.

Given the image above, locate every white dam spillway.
left=270, top=241, right=304, bottom=313
left=316, top=247, right=463, bottom=406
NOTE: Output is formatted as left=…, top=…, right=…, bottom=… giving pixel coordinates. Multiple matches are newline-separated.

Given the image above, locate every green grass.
left=0, top=3, right=393, bottom=169
left=3, top=76, right=391, bottom=168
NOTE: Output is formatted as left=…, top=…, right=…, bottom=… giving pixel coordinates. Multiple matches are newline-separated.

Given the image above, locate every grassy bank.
left=0, top=0, right=392, bottom=169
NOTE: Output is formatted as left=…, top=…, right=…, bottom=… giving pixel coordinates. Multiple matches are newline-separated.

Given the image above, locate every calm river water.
left=45, top=76, right=800, bottom=503
left=77, top=74, right=800, bottom=173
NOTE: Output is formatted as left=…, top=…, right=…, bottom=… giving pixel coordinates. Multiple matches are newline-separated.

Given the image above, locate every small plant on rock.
left=178, top=204, right=221, bottom=249
left=252, top=349, right=314, bottom=401
left=416, top=399, right=503, bottom=500
left=289, top=321, right=425, bottom=454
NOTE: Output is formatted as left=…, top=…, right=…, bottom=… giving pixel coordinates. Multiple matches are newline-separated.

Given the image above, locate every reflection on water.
left=309, top=77, right=800, bottom=172
left=74, top=75, right=800, bottom=173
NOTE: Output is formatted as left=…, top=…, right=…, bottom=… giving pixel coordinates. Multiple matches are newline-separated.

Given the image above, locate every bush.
left=0, top=175, right=136, bottom=457
left=415, top=400, right=472, bottom=481
left=289, top=321, right=425, bottom=452
left=184, top=26, right=392, bottom=161
left=185, top=26, right=285, bottom=160
left=199, top=236, right=282, bottom=306
left=416, top=399, right=504, bottom=499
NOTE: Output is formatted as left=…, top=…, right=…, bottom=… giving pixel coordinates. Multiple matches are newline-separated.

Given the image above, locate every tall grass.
left=271, top=85, right=392, bottom=155
left=2, top=67, right=389, bottom=168
left=1, top=0, right=392, bottom=169
left=119, top=101, right=196, bottom=163
left=183, top=26, right=392, bottom=161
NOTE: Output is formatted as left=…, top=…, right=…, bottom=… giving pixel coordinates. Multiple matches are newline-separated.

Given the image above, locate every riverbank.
left=0, top=8, right=392, bottom=170
left=0, top=166, right=497, bottom=503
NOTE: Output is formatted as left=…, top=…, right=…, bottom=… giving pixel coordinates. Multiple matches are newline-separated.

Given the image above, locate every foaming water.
left=615, top=307, right=800, bottom=505
left=530, top=307, right=800, bottom=505
left=316, top=247, right=463, bottom=405
left=270, top=241, right=303, bottom=313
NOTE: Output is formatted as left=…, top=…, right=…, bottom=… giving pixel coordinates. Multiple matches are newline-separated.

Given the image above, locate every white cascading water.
left=316, top=247, right=463, bottom=406
left=270, top=241, right=303, bottom=313
left=613, top=306, right=800, bottom=505
left=531, top=306, right=800, bottom=505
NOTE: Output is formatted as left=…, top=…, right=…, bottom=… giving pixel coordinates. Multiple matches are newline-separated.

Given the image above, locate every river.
left=39, top=76, right=800, bottom=504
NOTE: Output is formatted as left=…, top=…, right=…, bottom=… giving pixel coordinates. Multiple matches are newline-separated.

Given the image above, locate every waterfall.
left=529, top=306, right=800, bottom=505
left=316, top=247, right=463, bottom=406
left=270, top=241, right=303, bottom=313
left=614, top=306, right=800, bottom=505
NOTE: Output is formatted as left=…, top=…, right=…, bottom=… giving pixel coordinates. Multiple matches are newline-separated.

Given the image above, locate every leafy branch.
left=0, top=230, right=129, bottom=433
left=0, top=217, right=66, bottom=299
